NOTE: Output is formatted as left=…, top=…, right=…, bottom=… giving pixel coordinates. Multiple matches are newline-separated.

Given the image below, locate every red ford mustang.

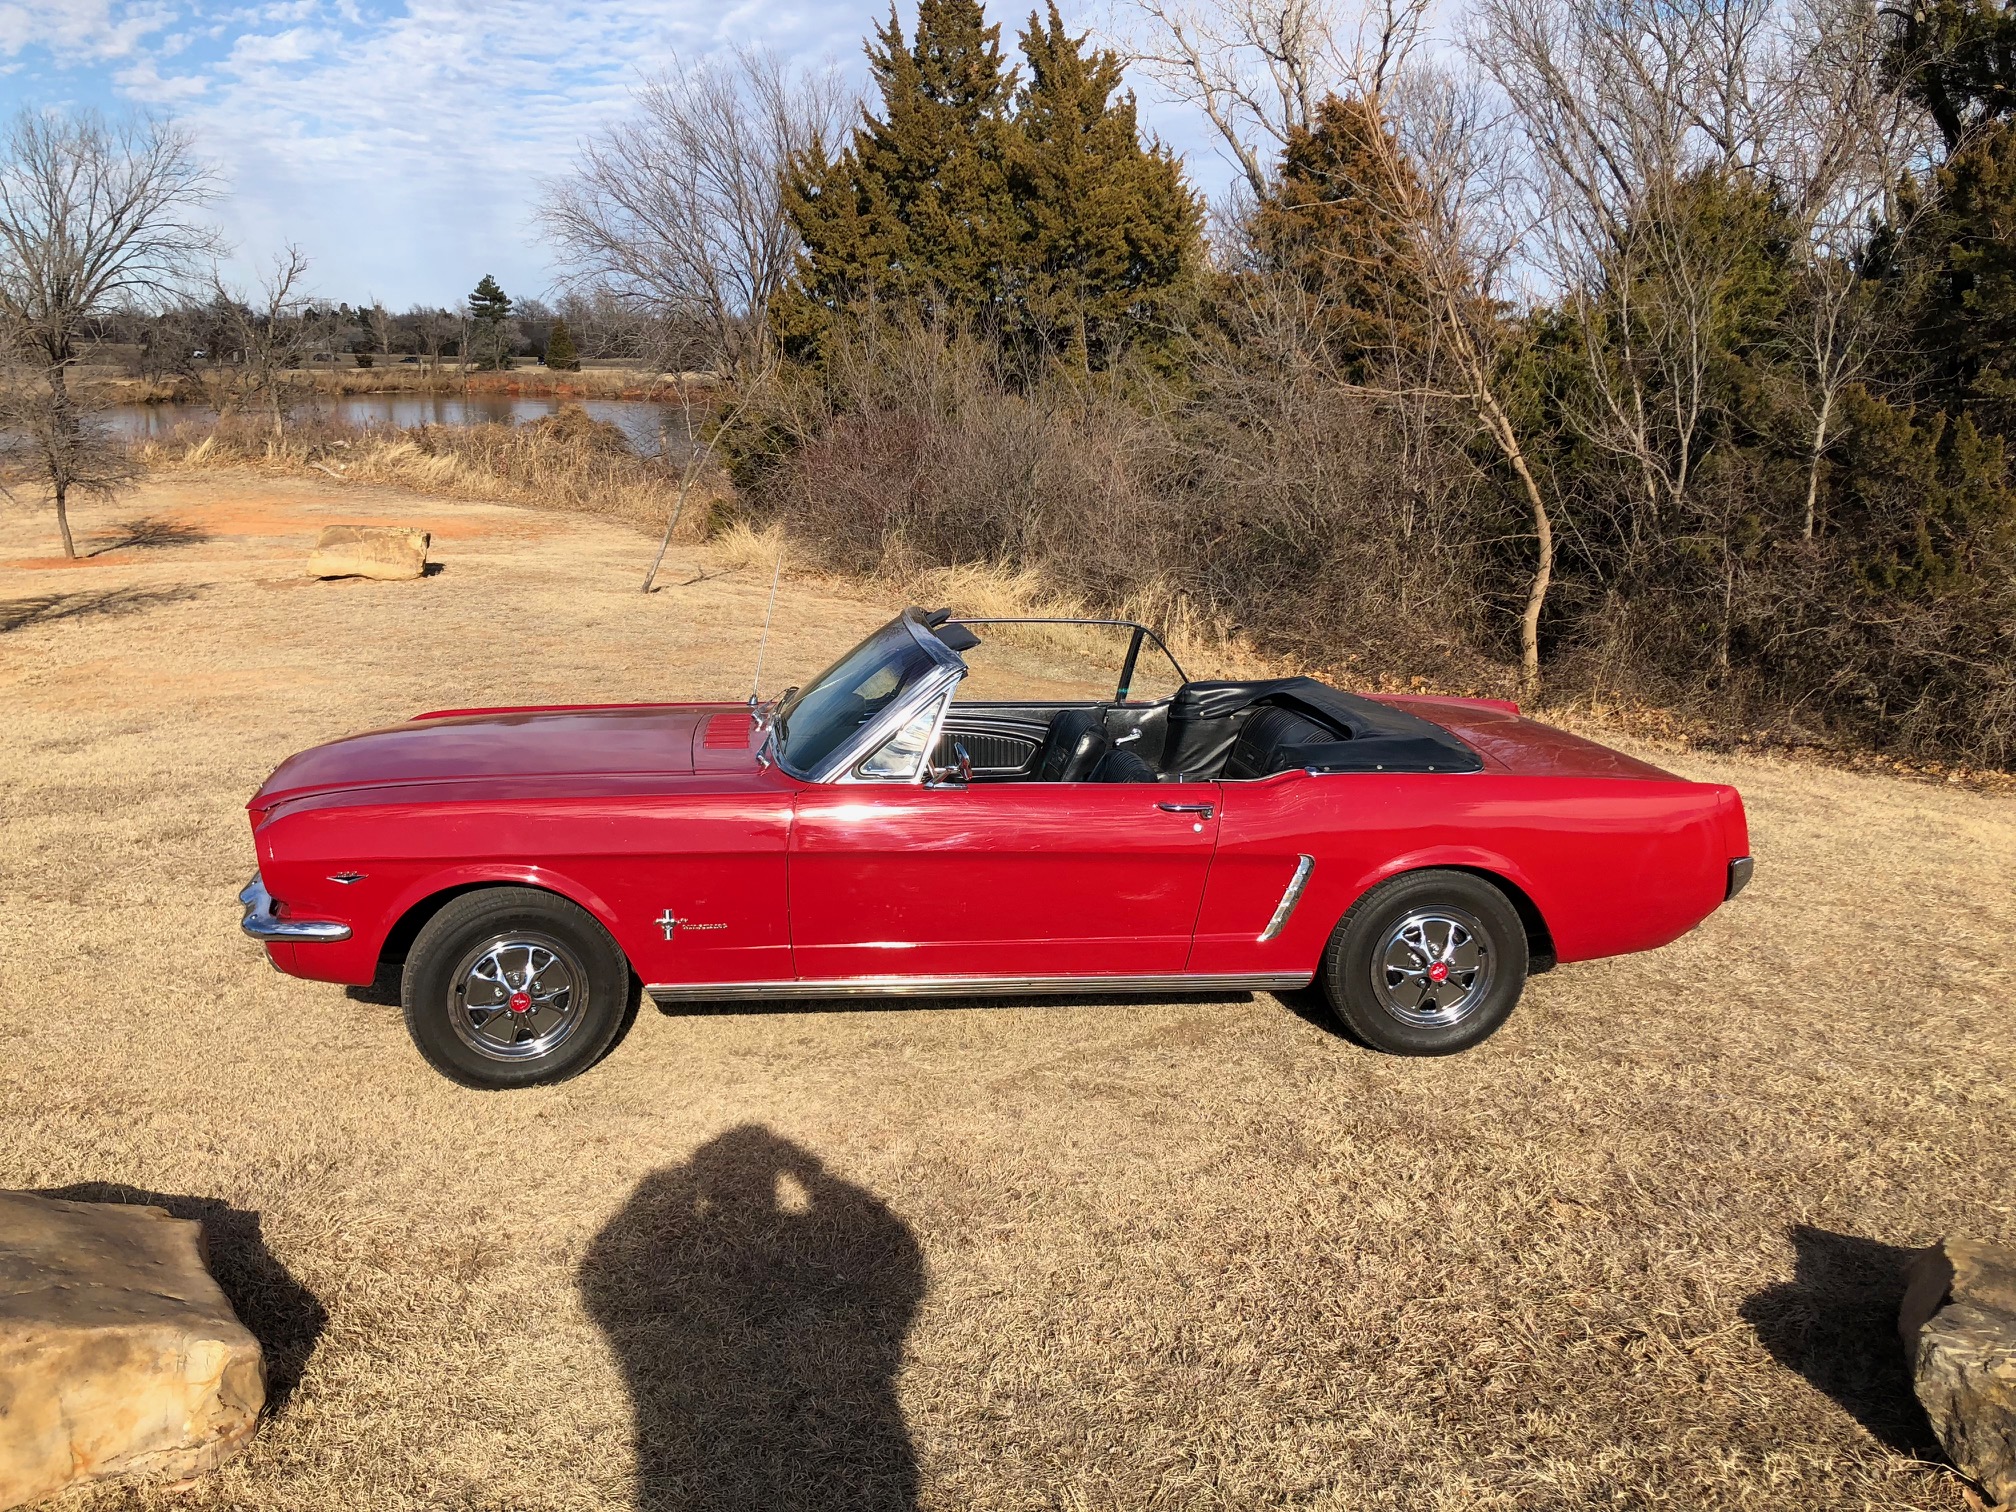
left=240, top=608, right=1752, bottom=1088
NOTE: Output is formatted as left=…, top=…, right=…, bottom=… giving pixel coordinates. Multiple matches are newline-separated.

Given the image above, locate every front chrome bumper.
left=239, top=872, right=352, bottom=942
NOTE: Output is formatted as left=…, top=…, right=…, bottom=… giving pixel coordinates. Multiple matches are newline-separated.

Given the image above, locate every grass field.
left=2, top=474, right=2011, bottom=1511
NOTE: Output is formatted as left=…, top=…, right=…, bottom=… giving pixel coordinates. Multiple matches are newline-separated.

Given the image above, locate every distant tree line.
left=110, top=278, right=634, bottom=377
left=543, top=0, right=2016, bottom=766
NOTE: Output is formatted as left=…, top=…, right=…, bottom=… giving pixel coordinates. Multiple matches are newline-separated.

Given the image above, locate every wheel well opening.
left=375, top=884, right=507, bottom=976
left=1450, top=866, right=1557, bottom=974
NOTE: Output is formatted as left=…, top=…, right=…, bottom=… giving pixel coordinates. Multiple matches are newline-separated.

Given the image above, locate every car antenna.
left=749, top=545, right=785, bottom=709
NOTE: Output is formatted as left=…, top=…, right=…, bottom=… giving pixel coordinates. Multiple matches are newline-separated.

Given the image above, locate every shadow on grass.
left=87, top=515, right=211, bottom=556
left=581, top=1126, right=924, bottom=1512
left=1741, top=1225, right=1935, bottom=1455
left=38, top=1183, right=327, bottom=1409
left=0, top=583, right=207, bottom=633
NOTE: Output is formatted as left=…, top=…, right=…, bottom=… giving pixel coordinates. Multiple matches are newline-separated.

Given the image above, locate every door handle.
left=1157, top=802, right=1214, bottom=817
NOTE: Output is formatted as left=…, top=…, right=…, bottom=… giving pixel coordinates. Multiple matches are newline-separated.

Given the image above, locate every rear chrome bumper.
left=239, top=872, right=352, bottom=942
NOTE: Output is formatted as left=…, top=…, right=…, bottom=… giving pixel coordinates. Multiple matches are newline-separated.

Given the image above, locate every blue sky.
left=0, top=0, right=1233, bottom=310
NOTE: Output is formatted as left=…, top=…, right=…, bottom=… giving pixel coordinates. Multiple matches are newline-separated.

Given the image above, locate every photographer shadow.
left=581, top=1126, right=925, bottom=1511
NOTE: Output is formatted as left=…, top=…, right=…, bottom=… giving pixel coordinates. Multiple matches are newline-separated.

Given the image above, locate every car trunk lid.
left=1374, top=695, right=1682, bottom=780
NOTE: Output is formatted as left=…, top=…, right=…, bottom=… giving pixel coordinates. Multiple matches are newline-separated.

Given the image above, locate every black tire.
left=400, top=887, right=635, bottom=1089
left=1319, top=869, right=1528, bottom=1055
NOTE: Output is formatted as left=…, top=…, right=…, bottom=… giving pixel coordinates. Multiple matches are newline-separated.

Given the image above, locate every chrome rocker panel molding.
left=646, top=970, right=1314, bottom=1004
left=239, top=872, right=352, bottom=942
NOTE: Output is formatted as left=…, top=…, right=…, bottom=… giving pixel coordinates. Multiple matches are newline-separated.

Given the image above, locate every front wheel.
left=401, top=887, right=635, bottom=1088
left=1319, top=869, right=1529, bottom=1055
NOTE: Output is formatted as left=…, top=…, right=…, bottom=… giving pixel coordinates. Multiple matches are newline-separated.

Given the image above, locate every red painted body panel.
left=252, top=703, right=750, bottom=807
left=245, top=696, right=1749, bottom=993
left=253, top=761, right=795, bottom=987
left=788, top=782, right=1219, bottom=977
left=1187, top=767, right=1740, bottom=974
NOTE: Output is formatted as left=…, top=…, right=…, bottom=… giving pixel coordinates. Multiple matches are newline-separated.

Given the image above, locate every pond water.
left=104, top=395, right=697, bottom=456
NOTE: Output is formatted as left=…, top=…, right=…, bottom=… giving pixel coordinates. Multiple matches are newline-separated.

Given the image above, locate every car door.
left=788, top=778, right=1222, bottom=981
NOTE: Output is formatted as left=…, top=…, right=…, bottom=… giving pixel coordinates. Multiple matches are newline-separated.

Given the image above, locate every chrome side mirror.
left=926, top=741, right=973, bottom=788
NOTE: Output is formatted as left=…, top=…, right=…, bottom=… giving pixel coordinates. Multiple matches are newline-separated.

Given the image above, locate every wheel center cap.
left=1427, top=962, right=1451, bottom=983
left=507, top=991, right=532, bottom=1013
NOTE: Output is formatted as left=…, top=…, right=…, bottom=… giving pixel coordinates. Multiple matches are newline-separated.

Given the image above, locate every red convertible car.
left=240, top=608, right=1752, bottom=1088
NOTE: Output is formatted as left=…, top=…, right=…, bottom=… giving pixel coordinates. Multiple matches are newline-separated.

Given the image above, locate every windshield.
left=777, top=619, right=944, bottom=776
left=951, top=620, right=1185, bottom=704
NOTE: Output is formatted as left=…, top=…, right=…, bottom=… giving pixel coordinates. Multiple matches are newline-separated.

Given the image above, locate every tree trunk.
left=1474, top=384, right=1554, bottom=705
left=52, top=481, right=75, bottom=559
left=1510, top=443, right=1553, bottom=705
left=1802, top=387, right=1833, bottom=540
left=641, top=478, right=693, bottom=593
left=48, top=361, right=79, bottom=559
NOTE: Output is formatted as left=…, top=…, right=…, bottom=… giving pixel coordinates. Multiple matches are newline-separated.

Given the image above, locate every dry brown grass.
left=2, top=473, right=2012, bottom=1511
left=135, top=412, right=719, bottom=539
left=32, top=364, right=686, bottom=407
left=284, top=365, right=683, bottom=400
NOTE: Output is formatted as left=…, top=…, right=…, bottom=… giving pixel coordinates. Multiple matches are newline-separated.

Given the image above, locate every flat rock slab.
left=1904, top=1238, right=2016, bottom=1506
left=309, top=524, right=430, bottom=580
left=0, top=1193, right=264, bottom=1509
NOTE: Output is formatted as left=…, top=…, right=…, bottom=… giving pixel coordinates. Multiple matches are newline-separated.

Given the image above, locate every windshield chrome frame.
left=944, top=617, right=1189, bottom=698
left=779, top=610, right=969, bottom=784
left=775, top=611, right=1193, bottom=784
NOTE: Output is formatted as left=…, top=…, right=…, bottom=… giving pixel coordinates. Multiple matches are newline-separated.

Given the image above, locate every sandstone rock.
left=1902, top=1239, right=2016, bottom=1347
left=1903, top=1239, right=2016, bottom=1507
left=308, top=524, right=430, bottom=580
left=0, top=1193, right=265, bottom=1509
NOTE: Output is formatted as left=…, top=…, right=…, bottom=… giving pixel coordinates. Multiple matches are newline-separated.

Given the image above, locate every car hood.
left=251, top=702, right=758, bottom=805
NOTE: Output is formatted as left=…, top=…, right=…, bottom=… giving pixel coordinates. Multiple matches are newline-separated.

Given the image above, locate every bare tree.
left=1472, top=0, right=1925, bottom=541
left=1115, top=0, right=1426, bottom=196
left=1366, top=70, right=1559, bottom=700
left=210, top=247, right=333, bottom=442
left=639, top=372, right=771, bottom=593
left=407, top=305, right=457, bottom=377
left=0, top=109, right=217, bottom=555
left=542, top=47, right=851, bottom=377
left=1118, top=0, right=1560, bottom=695
left=363, top=298, right=393, bottom=362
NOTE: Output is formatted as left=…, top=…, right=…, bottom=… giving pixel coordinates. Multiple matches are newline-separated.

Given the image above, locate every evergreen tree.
left=544, top=315, right=581, bottom=370
left=1007, top=3, right=1201, bottom=368
left=1246, top=95, right=1429, bottom=379
left=467, top=274, right=514, bottom=370
left=778, top=0, right=1020, bottom=355
left=1884, top=0, right=2016, bottom=153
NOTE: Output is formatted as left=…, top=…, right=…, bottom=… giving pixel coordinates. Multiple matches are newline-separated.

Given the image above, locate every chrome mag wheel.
left=447, top=932, right=587, bottom=1062
left=1372, top=907, right=1495, bottom=1028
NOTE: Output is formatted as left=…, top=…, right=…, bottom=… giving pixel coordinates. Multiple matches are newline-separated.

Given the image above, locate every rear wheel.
left=1319, top=869, right=1528, bottom=1055
left=401, top=887, right=634, bottom=1088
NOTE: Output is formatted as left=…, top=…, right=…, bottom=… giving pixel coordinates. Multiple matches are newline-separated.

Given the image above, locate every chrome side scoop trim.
left=646, top=971, right=1312, bottom=1003
left=1258, top=854, right=1316, bottom=942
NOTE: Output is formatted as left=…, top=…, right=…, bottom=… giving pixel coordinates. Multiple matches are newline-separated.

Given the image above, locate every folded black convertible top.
left=1173, top=676, right=1484, bottom=774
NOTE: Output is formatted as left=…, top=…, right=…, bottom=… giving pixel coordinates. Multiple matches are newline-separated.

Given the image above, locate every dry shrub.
left=738, top=319, right=1503, bottom=691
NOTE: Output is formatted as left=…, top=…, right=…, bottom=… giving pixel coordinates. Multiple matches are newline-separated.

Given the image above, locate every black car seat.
left=1035, top=707, right=1110, bottom=781
left=1221, top=704, right=1338, bottom=779
left=1090, top=746, right=1159, bottom=783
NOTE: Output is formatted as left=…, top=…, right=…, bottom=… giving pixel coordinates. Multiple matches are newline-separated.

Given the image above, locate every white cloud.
left=112, top=55, right=211, bottom=99
left=0, top=1, right=181, bottom=62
